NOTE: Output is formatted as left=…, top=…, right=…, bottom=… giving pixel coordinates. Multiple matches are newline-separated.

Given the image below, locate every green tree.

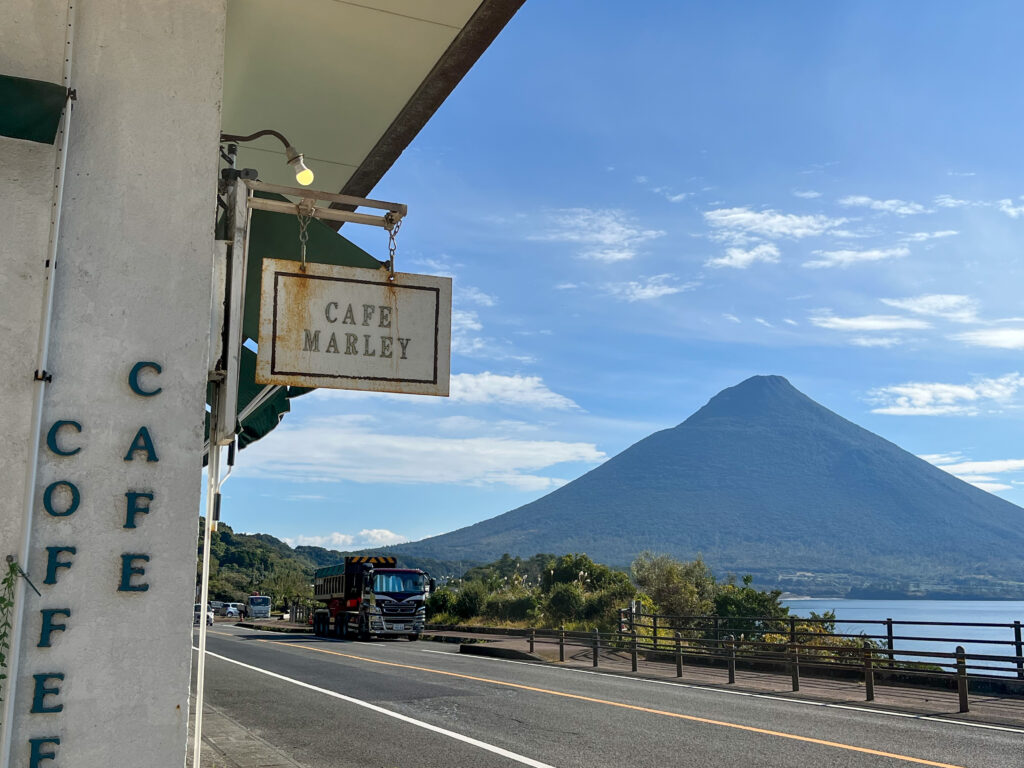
left=713, top=574, right=789, bottom=639
left=630, top=552, right=716, bottom=617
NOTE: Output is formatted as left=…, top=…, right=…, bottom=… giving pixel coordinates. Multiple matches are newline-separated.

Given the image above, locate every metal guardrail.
left=619, top=610, right=1024, bottom=682
left=428, top=610, right=1024, bottom=714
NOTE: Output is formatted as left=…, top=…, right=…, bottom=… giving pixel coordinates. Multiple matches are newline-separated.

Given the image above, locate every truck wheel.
left=409, top=634, right=420, bottom=642
left=358, top=620, right=369, bottom=641
left=313, top=615, right=323, bottom=636
left=334, top=615, right=344, bottom=639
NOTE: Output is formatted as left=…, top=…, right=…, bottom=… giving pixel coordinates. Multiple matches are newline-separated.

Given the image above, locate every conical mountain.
left=392, top=376, right=1024, bottom=593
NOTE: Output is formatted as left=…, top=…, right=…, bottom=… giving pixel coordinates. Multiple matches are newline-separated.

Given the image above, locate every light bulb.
left=285, top=146, right=315, bottom=186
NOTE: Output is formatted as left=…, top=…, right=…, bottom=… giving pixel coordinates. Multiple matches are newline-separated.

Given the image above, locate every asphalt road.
left=195, top=625, right=1023, bottom=768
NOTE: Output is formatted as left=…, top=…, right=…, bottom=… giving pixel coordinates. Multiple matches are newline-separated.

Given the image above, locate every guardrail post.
left=789, top=616, right=796, bottom=645
left=652, top=614, right=659, bottom=650
left=592, top=628, right=599, bottom=667
left=631, top=630, right=638, bottom=672
left=886, top=618, right=895, bottom=668
left=675, top=631, right=683, bottom=678
left=529, top=628, right=535, bottom=654
left=1014, top=621, right=1023, bottom=679
left=559, top=624, right=565, bottom=662
left=727, top=635, right=736, bottom=684
left=789, top=642, right=800, bottom=691
left=956, top=645, right=969, bottom=713
left=863, top=642, right=874, bottom=701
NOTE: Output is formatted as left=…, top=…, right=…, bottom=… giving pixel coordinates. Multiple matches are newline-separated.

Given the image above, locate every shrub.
left=426, top=586, right=456, bottom=619
left=545, top=582, right=585, bottom=621
left=483, top=592, right=538, bottom=622
left=454, top=581, right=489, bottom=619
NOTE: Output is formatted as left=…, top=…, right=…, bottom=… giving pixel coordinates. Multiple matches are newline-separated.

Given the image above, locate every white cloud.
left=605, top=274, right=695, bottom=302
left=850, top=336, right=902, bottom=347
left=665, top=192, right=690, bottom=203
left=706, top=243, right=780, bottom=269
left=997, top=198, right=1024, bottom=218
left=917, top=453, right=964, bottom=465
left=450, top=372, right=579, bottom=410
left=413, top=257, right=457, bottom=277
left=754, top=317, right=772, bottom=327
left=946, top=171, right=976, bottom=177
left=803, top=246, right=909, bottom=269
left=869, top=373, right=1024, bottom=415
left=723, top=313, right=741, bottom=323
left=703, top=207, right=845, bottom=242
left=555, top=282, right=578, bottom=290
left=952, top=328, right=1024, bottom=349
left=450, top=310, right=534, bottom=363
left=901, top=230, right=958, bottom=242
left=283, top=529, right=410, bottom=549
left=783, top=318, right=798, bottom=326
left=453, top=308, right=483, bottom=333
left=283, top=532, right=355, bottom=548
left=922, top=454, right=1024, bottom=493
left=938, top=459, right=1024, bottom=475
left=531, top=208, right=665, bottom=262
left=236, top=417, right=604, bottom=489
left=971, top=482, right=1013, bottom=493
left=811, top=314, right=931, bottom=332
left=359, top=529, right=409, bottom=546
left=460, top=286, right=496, bottom=307
left=838, top=195, right=929, bottom=216
left=934, top=194, right=972, bottom=208
left=792, top=190, right=822, bottom=199
left=880, top=294, right=978, bottom=323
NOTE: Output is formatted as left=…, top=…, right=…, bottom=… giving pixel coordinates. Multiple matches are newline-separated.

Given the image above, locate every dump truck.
left=312, top=556, right=434, bottom=640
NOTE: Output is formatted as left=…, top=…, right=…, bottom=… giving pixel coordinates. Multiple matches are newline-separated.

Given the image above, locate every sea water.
left=782, top=599, right=1024, bottom=676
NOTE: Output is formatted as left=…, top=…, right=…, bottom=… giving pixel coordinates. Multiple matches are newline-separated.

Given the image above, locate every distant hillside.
left=383, top=376, right=1024, bottom=598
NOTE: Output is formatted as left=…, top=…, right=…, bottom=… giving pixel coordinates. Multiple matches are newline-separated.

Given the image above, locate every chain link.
left=386, top=215, right=402, bottom=281
left=297, top=207, right=313, bottom=271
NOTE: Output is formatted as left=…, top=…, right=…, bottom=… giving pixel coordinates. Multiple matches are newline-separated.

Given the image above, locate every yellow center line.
left=257, top=639, right=966, bottom=768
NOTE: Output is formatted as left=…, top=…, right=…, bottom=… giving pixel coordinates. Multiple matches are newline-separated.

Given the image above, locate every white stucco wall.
left=0, top=1, right=65, bottom=636
left=1, top=2, right=226, bottom=766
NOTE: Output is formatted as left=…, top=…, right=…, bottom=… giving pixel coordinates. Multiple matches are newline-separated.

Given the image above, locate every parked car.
left=193, top=603, right=214, bottom=626
left=209, top=600, right=225, bottom=615
left=222, top=603, right=242, bottom=618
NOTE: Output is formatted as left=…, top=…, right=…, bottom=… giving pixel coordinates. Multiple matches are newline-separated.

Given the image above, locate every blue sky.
left=221, top=2, right=1024, bottom=552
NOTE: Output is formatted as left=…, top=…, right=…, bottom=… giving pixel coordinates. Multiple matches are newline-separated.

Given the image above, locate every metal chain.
left=297, top=208, right=313, bottom=271
left=386, top=215, right=402, bottom=281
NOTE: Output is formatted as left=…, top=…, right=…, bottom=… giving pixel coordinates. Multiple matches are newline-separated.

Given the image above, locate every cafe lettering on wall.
left=255, top=259, right=452, bottom=395
left=28, top=360, right=162, bottom=766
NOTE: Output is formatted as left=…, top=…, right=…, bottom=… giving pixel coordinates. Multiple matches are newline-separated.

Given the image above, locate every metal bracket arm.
left=243, top=180, right=407, bottom=229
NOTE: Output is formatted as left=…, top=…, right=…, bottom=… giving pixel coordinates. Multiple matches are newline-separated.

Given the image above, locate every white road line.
left=194, top=647, right=559, bottom=768
left=415, top=648, right=1024, bottom=735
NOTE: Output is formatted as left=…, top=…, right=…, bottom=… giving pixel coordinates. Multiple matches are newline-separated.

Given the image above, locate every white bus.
left=246, top=594, right=271, bottom=619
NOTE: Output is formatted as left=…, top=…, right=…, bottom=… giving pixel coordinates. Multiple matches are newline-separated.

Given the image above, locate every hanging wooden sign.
left=255, top=258, right=451, bottom=395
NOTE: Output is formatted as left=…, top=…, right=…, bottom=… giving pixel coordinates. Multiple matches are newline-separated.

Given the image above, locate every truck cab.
left=313, top=556, right=434, bottom=640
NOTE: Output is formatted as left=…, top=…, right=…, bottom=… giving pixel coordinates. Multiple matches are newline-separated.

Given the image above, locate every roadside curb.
left=235, top=621, right=310, bottom=634
left=459, top=643, right=545, bottom=662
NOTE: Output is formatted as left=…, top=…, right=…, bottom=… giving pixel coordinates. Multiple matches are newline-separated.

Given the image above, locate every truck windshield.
left=374, top=573, right=425, bottom=593
left=248, top=596, right=270, bottom=607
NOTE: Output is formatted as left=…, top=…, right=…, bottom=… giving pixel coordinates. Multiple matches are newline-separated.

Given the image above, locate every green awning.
left=0, top=74, right=67, bottom=144
left=207, top=194, right=385, bottom=452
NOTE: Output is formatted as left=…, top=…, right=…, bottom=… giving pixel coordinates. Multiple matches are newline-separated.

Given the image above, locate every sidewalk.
left=426, top=629, right=1024, bottom=729
left=186, top=694, right=305, bottom=768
